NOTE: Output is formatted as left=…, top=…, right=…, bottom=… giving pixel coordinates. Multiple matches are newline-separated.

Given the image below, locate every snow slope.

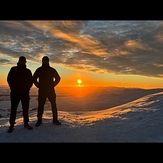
left=1, top=91, right=163, bottom=142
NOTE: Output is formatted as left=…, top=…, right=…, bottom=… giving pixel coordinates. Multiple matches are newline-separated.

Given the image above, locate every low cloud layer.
left=0, top=20, right=163, bottom=78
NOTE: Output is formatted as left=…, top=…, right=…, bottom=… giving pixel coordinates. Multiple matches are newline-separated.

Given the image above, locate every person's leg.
left=8, top=92, right=20, bottom=132
left=21, top=94, right=33, bottom=129
left=48, top=91, right=61, bottom=125
left=35, top=91, right=46, bottom=126
left=9, top=92, right=20, bottom=126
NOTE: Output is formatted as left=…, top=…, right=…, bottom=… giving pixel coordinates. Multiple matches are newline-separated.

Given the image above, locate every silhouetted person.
left=7, top=56, right=33, bottom=133
left=33, top=56, right=61, bottom=126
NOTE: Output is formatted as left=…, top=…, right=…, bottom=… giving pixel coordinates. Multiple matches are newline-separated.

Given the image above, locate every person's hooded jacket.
left=32, top=61, right=61, bottom=92
left=7, top=62, right=33, bottom=95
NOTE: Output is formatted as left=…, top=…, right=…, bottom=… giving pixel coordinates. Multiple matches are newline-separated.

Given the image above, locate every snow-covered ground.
left=1, top=86, right=163, bottom=142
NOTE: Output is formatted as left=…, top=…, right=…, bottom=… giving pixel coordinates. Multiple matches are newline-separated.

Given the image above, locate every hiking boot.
left=35, top=120, right=42, bottom=127
left=53, top=120, right=61, bottom=125
left=24, top=123, right=33, bottom=130
left=7, top=125, right=15, bottom=133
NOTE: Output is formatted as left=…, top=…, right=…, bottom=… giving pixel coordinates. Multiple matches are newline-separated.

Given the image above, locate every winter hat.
left=42, top=56, right=49, bottom=62
left=19, top=56, right=26, bottom=62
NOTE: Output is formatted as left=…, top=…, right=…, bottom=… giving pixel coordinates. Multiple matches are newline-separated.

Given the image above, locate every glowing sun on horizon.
left=77, top=79, right=82, bottom=86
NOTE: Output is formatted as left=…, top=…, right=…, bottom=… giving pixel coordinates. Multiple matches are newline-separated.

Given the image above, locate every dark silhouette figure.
left=33, top=56, right=61, bottom=126
left=7, top=56, right=33, bottom=133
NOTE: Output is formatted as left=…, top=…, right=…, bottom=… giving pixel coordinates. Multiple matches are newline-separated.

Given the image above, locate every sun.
left=77, top=79, right=82, bottom=86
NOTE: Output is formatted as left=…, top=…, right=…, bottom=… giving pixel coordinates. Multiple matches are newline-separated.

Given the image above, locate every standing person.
left=33, top=56, right=61, bottom=126
left=7, top=56, right=33, bottom=133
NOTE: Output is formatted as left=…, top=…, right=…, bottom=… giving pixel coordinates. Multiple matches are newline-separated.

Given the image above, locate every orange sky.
left=1, top=64, right=163, bottom=89
left=0, top=21, right=163, bottom=89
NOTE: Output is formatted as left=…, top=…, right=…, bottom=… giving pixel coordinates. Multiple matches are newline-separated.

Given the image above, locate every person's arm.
left=32, top=69, right=40, bottom=88
left=53, top=69, right=61, bottom=87
left=28, top=70, right=33, bottom=89
left=7, top=67, right=14, bottom=89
